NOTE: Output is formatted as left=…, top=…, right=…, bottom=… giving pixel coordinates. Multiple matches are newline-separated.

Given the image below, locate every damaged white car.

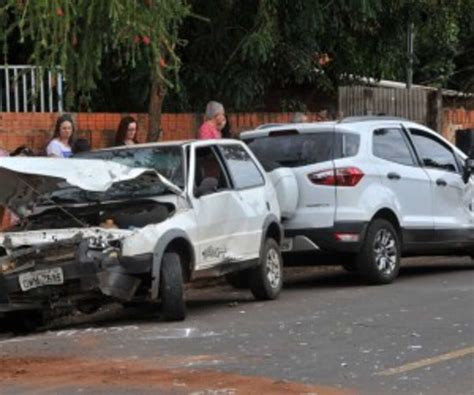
left=0, top=140, right=283, bottom=327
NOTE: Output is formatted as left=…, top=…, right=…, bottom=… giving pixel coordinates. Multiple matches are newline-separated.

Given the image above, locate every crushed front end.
left=0, top=228, right=153, bottom=321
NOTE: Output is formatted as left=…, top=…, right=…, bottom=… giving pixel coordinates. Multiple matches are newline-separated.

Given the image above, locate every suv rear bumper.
left=284, top=221, right=369, bottom=253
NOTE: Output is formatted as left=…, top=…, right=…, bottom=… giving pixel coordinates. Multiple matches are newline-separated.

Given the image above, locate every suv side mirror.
left=195, top=177, right=218, bottom=198
left=462, top=158, right=474, bottom=183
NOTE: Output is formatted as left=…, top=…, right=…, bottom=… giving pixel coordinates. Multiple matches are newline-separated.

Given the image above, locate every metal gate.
left=0, top=65, right=64, bottom=112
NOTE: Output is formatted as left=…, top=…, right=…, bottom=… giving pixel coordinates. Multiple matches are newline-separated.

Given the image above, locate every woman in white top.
left=46, top=114, right=75, bottom=158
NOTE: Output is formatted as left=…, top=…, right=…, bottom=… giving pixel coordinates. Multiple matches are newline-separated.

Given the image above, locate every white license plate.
left=281, top=238, right=293, bottom=252
left=19, top=268, right=64, bottom=292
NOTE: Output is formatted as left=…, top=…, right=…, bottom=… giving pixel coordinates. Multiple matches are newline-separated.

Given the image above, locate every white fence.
left=0, top=65, right=64, bottom=112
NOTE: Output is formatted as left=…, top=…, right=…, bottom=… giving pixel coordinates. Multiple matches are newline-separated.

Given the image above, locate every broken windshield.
left=45, top=146, right=184, bottom=203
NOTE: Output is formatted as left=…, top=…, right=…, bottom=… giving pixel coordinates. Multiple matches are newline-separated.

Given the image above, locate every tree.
left=174, top=0, right=472, bottom=113
left=0, top=0, right=191, bottom=141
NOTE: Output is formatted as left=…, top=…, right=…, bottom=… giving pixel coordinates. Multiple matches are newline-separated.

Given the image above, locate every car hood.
left=0, top=157, right=183, bottom=217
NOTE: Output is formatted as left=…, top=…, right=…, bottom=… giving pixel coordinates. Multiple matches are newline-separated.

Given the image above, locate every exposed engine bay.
left=11, top=200, right=175, bottom=231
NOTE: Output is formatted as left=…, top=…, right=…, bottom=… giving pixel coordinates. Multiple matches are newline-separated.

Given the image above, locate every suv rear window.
left=245, top=131, right=359, bottom=171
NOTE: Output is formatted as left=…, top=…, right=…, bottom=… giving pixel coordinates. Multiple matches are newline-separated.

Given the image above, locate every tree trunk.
left=147, top=77, right=167, bottom=142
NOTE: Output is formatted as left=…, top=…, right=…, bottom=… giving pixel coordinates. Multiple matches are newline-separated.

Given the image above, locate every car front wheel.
left=160, top=252, right=186, bottom=321
left=250, top=239, right=283, bottom=300
left=357, top=219, right=400, bottom=285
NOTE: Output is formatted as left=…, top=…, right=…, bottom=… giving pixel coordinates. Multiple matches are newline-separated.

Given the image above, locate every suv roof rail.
left=337, top=115, right=408, bottom=124
left=255, top=123, right=287, bottom=130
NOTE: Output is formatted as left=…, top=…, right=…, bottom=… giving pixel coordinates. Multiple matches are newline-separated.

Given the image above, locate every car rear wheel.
left=250, top=239, right=283, bottom=300
left=160, top=252, right=185, bottom=321
left=356, top=219, right=400, bottom=284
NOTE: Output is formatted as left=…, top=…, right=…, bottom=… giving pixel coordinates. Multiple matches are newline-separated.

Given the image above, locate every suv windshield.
left=245, top=131, right=359, bottom=171
left=45, top=146, right=184, bottom=203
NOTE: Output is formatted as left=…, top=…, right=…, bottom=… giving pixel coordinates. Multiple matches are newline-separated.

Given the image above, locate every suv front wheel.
left=357, top=219, right=400, bottom=285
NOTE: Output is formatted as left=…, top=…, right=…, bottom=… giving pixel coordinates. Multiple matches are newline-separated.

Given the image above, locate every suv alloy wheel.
left=357, top=219, right=401, bottom=284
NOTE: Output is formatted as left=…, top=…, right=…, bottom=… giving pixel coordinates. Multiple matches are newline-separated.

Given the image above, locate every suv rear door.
left=370, top=126, right=434, bottom=240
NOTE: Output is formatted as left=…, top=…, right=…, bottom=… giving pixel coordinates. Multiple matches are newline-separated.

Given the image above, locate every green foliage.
left=0, top=0, right=191, bottom=109
left=1, top=0, right=472, bottom=114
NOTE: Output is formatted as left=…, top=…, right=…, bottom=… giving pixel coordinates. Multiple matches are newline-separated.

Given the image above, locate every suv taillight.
left=308, top=167, right=364, bottom=187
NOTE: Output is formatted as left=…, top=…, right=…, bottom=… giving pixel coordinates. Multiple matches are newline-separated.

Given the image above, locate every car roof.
left=240, top=122, right=338, bottom=139
left=92, top=139, right=244, bottom=153
left=240, top=117, right=439, bottom=139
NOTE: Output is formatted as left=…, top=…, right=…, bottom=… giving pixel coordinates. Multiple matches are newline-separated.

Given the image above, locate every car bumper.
left=284, top=221, right=369, bottom=253
left=0, top=252, right=153, bottom=315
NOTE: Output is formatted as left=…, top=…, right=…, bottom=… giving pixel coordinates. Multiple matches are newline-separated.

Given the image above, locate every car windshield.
left=78, top=146, right=184, bottom=186
left=43, top=146, right=184, bottom=203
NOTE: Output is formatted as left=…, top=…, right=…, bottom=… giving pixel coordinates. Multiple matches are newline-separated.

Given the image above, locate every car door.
left=217, top=143, right=267, bottom=259
left=189, top=144, right=252, bottom=270
left=408, top=128, right=473, bottom=242
left=371, top=126, right=434, bottom=234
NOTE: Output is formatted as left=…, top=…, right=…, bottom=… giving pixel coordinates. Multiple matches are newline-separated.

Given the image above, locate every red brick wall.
left=443, top=108, right=474, bottom=143
left=0, top=112, right=323, bottom=153
left=1, top=109, right=474, bottom=154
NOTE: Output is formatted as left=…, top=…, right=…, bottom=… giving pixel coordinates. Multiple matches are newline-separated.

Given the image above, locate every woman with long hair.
left=115, top=116, right=139, bottom=146
left=46, top=114, right=75, bottom=158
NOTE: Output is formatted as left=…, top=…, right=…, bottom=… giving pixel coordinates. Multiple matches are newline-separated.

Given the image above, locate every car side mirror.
left=462, top=158, right=474, bottom=183
left=195, top=177, right=218, bottom=198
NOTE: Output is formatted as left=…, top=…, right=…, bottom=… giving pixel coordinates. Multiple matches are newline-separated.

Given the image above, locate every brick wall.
left=2, top=109, right=473, bottom=153
left=443, top=108, right=474, bottom=143
left=0, top=112, right=321, bottom=153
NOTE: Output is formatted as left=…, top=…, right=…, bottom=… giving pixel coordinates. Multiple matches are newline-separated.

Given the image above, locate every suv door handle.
left=436, top=178, right=447, bottom=187
left=387, top=172, right=401, bottom=180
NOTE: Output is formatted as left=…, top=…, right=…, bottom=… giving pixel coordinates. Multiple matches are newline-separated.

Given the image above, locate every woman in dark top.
left=115, top=116, right=139, bottom=146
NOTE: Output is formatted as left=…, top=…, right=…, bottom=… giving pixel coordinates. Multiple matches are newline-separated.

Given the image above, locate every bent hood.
left=0, top=157, right=183, bottom=217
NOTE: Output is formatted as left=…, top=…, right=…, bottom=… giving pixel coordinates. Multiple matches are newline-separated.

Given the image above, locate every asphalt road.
left=0, top=256, right=473, bottom=395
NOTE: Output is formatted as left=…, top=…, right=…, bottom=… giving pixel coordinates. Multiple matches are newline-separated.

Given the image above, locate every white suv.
left=0, top=140, right=283, bottom=327
left=241, top=116, right=474, bottom=284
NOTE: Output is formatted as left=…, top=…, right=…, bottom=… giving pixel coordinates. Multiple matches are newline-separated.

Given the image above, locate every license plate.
left=19, top=268, right=64, bottom=292
left=281, top=238, right=293, bottom=252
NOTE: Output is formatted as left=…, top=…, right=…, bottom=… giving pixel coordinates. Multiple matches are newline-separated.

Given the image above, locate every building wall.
left=2, top=109, right=473, bottom=153
left=0, top=112, right=319, bottom=153
left=443, top=108, right=474, bottom=143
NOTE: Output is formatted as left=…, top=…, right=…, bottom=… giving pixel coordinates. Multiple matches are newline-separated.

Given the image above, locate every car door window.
left=409, top=129, right=459, bottom=173
left=194, top=146, right=230, bottom=194
left=373, top=128, right=416, bottom=166
left=219, top=144, right=265, bottom=189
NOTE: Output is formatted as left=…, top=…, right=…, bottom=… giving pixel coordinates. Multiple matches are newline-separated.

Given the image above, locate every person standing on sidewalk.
left=114, top=116, right=139, bottom=146
left=46, top=114, right=75, bottom=158
left=198, top=101, right=226, bottom=140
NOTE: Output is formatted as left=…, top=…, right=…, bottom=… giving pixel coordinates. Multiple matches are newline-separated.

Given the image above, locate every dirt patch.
left=0, top=356, right=356, bottom=394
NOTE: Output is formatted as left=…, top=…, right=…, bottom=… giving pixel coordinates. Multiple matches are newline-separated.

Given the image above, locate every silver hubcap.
left=265, top=248, right=281, bottom=289
left=373, top=229, right=397, bottom=275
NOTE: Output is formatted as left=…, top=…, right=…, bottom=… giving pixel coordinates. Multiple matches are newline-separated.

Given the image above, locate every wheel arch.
left=151, top=229, right=195, bottom=300
left=262, top=214, right=283, bottom=246
left=370, top=208, right=402, bottom=242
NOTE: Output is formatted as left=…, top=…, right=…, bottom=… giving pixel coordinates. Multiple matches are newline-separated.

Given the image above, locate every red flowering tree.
left=1, top=0, right=190, bottom=141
